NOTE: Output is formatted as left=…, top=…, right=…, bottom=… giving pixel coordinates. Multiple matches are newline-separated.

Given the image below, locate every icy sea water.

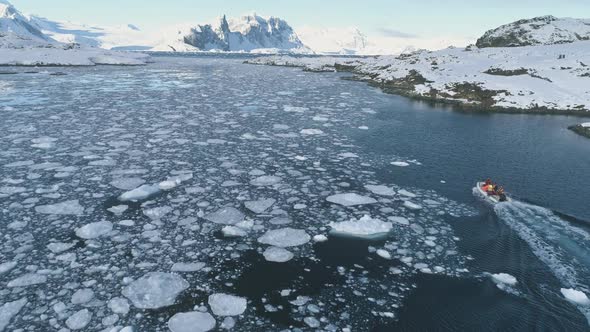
left=0, top=56, right=589, bottom=331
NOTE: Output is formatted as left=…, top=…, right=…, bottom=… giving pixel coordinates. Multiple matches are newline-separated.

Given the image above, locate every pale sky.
left=10, top=0, right=590, bottom=39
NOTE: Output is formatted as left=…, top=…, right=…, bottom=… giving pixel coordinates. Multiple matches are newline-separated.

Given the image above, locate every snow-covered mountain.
left=476, top=16, right=590, bottom=48
left=297, top=26, right=473, bottom=55
left=0, top=0, right=51, bottom=43
left=28, top=16, right=151, bottom=50
left=0, top=0, right=149, bottom=66
left=152, top=14, right=310, bottom=53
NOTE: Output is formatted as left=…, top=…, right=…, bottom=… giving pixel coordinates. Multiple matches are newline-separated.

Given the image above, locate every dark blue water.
left=0, top=55, right=589, bottom=331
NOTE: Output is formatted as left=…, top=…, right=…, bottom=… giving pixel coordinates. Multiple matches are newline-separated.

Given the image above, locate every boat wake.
left=494, top=201, right=590, bottom=323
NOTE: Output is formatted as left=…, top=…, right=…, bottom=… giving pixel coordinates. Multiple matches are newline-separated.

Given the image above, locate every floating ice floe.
left=561, top=288, right=590, bottom=306
left=339, top=152, right=359, bottom=158
left=388, top=216, right=410, bottom=225
left=208, top=293, right=248, bottom=316
left=118, top=184, right=161, bottom=202
left=71, top=288, right=94, bottom=304
left=171, top=262, right=206, bottom=272
left=326, top=193, right=377, bottom=207
left=122, top=272, right=189, bottom=309
left=0, top=298, right=27, bottom=331
left=168, top=312, right=216, bottom=332
left=143, top=206, right=173, bottom=220
left=263, top=247, right=294, bottom=263
left=109, top=177, right=145, bottom=190
left=245, top=199, right=276, bottom=214
left=75, top=221, right=113, bottom=239
left=222, top=226, right=248, bottom=238
left=108, top=297, right=130, bottom=315
left=204, top=207, right=245, bottom=225
left=258, top=228, right=311, bottom=248
left=65, top=309, right=92, bottom=330
left=7, top=273, right=47, bottom=287
left=391, top=161, right=410, bottom=167
left=107, top=205, right=128, bottom=215
left=365, top=185, right=396, bottom=197
left=329, top=215, right=393, bottom=239
left=376, top=249, right=392, bottom=259
left=313, top=235, right=328, bottom=242
left=0, top=262, right=18, bottom=274
left=250, top=176, right=282, bottom=186
left=403, top=201, right=423, bottom=210
left=300, top=129, right=324, bottom=135
left=35, top=200, right=84, bottom=215
left=398, top=189, right=417, bottom=198
left=491, top=273, right=518, bottom=286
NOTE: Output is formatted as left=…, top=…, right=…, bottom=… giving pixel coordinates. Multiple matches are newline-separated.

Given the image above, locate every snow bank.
left=329, top=215, right=393, bottom=239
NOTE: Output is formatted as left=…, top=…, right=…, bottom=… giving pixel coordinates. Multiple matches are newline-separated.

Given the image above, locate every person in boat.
left=497, top=187, right=507, bottom=202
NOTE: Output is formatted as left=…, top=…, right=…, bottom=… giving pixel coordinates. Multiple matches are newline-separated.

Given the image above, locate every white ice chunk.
left=304, top=317, right=320, bottom=328
left=107, top=205, right=128, bottom=215
left=75, top=221, right=113, bottom=239
left=365, top=185, right=396, bottom=197
left=108, top=297, right=130, bottom=315
left=388, top=216, right=410, bottom=225
left=7, top=273, right=47, bottom=287
left=71, top=288, right=94, bottom=304
left=143, top=206, right=173, bottom=220
left=168, top=312, right=216, bottom=332
left=208, top=293, right=247, bottom=316
left=326, top=193, right=377, bottom=207
left=110, top=178, right=145, bottom=190
left=65, top=309, right=92, bottom=330
left=561, top=288, right=590, bottom=306
left=258, top=228, right=311, bottom=248
left=403, top=201, right=423, bottom=210
left=122, top=272, right=189, bottom=309
left=300, top=129, right=324, bottom=135
left=250, top=176, right=282, bottom=187
left=491, top=273, right=518, bottom=286
left=313, top=235, right=328, bottom=242
left=398, top=189, right=417, bottom=198
left=245, top=199, right=276, bottom=214
left=0, top=298, right=27, bottom=332
left=221, top=226, right=248, bottom=238
left=171, top=262, right=206, bottom=272
left=263, top=247, right=294, bottom=263
left=118, top=184, right=161, bottom=202
left=329, top=215, right=393, bottom=239
left=376, top=249, right=391, bottom=259
left=391, top=161, right=410, bottom=167
left=0, top=262, right=17, bottom=275
left=204, top=207, right=245, bottom=225
left=35, top=200, right=84, bottom=215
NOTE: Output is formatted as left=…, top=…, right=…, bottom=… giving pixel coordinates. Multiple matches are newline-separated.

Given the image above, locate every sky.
left=10, top=0, right=590, bottom=39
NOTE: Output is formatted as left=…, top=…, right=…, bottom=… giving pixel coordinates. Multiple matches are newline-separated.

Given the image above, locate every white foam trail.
left=494, top=201, right=590, bottom=323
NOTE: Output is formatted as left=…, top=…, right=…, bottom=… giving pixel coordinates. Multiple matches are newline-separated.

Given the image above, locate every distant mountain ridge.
left=476, top=16, right=590, bottom=48
left=0, top=0, right=51, bottom=43
left=153, top=14, right=310, bottom=53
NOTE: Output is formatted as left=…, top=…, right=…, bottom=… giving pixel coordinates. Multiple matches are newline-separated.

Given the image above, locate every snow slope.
left=247, top=40, right=590, bottom=113
left=477, top=16, right=590, bottom=48
left=0, top=0, right=50, bottom=42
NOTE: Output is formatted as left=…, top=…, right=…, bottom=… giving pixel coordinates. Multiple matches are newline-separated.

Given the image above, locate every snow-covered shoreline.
left=0, top=45, right=151, bottom=67
left=246, top=41, right=590, bottom=115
